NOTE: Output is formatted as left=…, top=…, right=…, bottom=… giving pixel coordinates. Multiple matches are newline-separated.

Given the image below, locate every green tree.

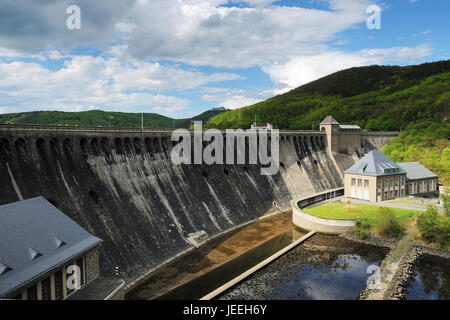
left=378, top=207, right=404, bottom=239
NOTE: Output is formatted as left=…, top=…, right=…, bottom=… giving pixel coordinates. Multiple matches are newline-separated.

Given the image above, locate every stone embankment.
left=384, top=244, right=450, bottom=300
left=340, top=232, right=398, bottom=250
left=353, top=230, right=450, bottom=300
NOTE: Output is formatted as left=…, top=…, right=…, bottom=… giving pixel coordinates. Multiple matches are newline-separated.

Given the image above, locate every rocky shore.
left=384, top=243, right=450, bottom=300
left=343, top=230, right=450, bottom=300
left=340, top=231, right=398, bottom=250
left=216, top=231, right=449, bottom=300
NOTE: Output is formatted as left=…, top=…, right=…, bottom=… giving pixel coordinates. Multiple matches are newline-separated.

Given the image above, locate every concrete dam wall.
left=0, top=125, right=397, bottom=283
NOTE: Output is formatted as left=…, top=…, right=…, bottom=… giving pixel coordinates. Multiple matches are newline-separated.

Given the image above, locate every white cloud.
left=262, top=44, right=432, bottom=93
left=0, top=53, right=240, bottom=113
left=202, top=88, right=269, bottom=109
left=123, top=0, right=374, bottom=68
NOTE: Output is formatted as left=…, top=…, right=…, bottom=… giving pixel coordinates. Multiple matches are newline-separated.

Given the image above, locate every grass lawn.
left=303, top=202, right=421, bottom=225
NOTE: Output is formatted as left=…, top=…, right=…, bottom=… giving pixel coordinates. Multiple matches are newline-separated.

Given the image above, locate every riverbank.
left=344, top=229, right=450, bottom=300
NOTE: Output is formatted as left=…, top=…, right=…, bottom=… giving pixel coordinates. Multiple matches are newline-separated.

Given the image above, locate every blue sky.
left=0, top=0, right=448, bottom=119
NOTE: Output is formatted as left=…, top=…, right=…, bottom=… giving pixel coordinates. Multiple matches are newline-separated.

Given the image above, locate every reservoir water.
left=406, top=256, right=450, bottom=300
left=218, top=235, right=388, bottom=300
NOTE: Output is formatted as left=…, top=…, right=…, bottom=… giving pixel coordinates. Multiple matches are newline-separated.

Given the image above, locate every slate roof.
left=320, top=115, right=340, bottom=125
left=0, top=197, right=102, bottom=297
left=345, top=150, right=406, bottom=176
left=397, top=162, right=438, bottom=180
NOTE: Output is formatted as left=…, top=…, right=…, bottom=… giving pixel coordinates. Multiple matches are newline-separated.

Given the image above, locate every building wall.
left=407, top=177, right=439, bottom=197
left=85, top=247, right=100, bottom=283
left=376, top=174, right=407, bottom=201
left=5, top=247, right=100, bottom=300
left=344, top=174, right=377, bottom=202
left=344, top=173, right=407, bottom=202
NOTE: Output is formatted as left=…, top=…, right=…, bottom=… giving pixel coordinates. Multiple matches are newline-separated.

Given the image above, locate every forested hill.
left=206, top=60, right=450, bottom=131
left=0, top=108, right=227, bottom=129
left=205, top=60, right=450, bottom=184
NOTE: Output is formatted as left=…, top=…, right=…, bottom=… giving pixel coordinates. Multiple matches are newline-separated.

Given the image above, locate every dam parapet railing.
left=292, top=188, right=356, bottom=234
left=0, top=123, right=324, bottom=134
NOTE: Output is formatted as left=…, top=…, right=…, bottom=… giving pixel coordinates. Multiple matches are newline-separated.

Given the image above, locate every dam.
left=0, top=122, right=399, bottom=296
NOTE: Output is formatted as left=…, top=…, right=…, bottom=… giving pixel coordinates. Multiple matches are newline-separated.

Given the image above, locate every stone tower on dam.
left=0, top=118, right=399, bottom=284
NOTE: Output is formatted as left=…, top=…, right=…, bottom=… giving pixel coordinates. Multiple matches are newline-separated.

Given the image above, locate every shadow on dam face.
left=125, top=211, right=307, bottom=300
left=0, top=128, right=397, bottom=288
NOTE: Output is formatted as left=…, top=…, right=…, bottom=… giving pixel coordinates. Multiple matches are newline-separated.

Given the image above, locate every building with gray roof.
left=344, top=150, right=438, bottom=202
left=398, top=162, right=439, bottom=196
left=0, top=197, right=103, bottom=300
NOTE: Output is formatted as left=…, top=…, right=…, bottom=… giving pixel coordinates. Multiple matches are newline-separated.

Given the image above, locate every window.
left=41, top=277, right=51, bottom=300
left=378, top=180, right=381, bottom=188
left=384, top=192, right=387, bottom=199
left=358, top=179, right=362, bottom=187
left=390, top=180, right=393, bottom=187
left=401, top=178, right=405, bottom=186
left=27, top=284, right=38, bottom=300
left=395, top=190, right=398, bottom=197
left=390, top=191, right=393, bottom=198
left=54, top=270, right=63, bottom=300
left=431, top=180, right=436, bottom=191
left=384, top=180, right=388, bottom=187
left=351, top=178, right=356, bottom=186
left=364, top=180, right=369, bottom=188
left=401, top=189, right=405, bottom=196
left=395, top=179, right=399, bottom=187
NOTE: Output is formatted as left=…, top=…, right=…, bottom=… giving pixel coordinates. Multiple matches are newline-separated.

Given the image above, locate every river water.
left=406, top=255, right=450, bottom=300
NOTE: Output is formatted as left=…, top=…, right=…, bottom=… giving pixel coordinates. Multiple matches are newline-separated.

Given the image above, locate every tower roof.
left=320, top=115, right=340, bottom=125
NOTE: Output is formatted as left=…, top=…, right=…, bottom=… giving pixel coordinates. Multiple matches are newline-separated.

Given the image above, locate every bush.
left=442, top=186, right=450, bottom=217
left=359, top=230, right=369, bottom=239
left=417, top=205, right=450, bottom=246
left=379, top=207, right=404, bottom=239
left=354, top=219, right=371, bottom=239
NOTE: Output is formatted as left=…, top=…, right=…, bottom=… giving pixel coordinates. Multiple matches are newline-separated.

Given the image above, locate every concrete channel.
left=125, top=211, right=312, bottom=300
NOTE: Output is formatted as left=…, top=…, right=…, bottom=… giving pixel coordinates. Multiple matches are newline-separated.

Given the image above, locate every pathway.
left=360, top=224, right=417, bottom=300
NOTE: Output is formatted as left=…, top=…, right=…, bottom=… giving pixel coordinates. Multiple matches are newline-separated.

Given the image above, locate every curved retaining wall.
left=292, top=188, right=355, bottom=234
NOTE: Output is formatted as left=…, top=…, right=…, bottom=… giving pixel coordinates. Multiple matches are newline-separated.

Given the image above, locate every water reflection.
left=406, top=256, right=450, bottom=300
left=219, top=240, right=387, bottom=300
